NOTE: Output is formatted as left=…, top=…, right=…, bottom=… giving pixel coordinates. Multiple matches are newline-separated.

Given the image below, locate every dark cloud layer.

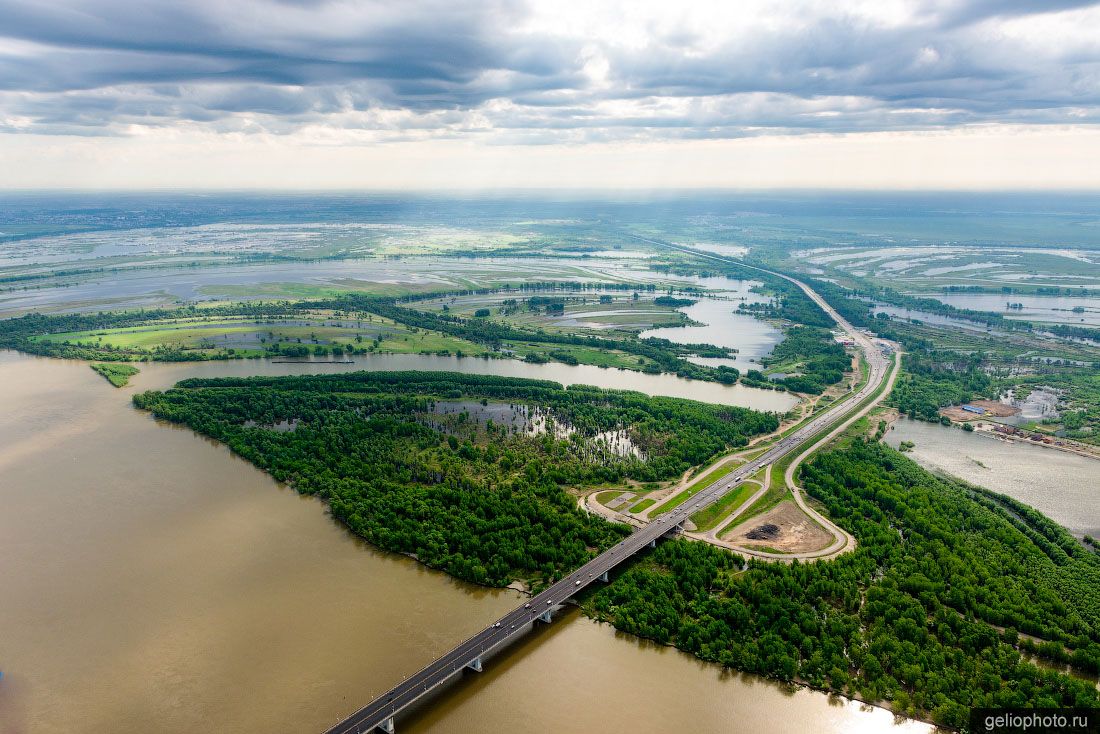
left=0, top=0, right=1098, bottom=140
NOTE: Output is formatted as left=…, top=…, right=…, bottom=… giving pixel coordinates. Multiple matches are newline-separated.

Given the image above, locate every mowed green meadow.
left=32, top=314, right=489, bottom=357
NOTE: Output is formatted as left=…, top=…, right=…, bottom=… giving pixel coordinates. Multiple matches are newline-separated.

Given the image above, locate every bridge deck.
left=322, top=245, right=889, bottom=734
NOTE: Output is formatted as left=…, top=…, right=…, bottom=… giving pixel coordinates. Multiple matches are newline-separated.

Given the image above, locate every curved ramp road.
left=629, top=236, right=895, bottom=559
left=323, top=245, right=894, bottom=734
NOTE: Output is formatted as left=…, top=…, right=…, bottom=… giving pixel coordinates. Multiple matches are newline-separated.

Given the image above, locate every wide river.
left=0, top=351, right=926, bottom=734
left=886, top=418, right=1100, bottom=538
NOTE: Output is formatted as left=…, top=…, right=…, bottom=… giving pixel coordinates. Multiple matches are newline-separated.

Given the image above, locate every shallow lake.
left=918, top=293, right=1100, bottom=326
left=639, top=277, right=785, bottom=371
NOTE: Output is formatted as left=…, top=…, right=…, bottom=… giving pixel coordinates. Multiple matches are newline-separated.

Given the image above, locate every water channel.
left=122, top=350, right=798, bottom=412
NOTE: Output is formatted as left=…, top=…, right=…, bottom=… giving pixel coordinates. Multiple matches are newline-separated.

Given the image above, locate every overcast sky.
left=2, top=0, right=1099, bottom=189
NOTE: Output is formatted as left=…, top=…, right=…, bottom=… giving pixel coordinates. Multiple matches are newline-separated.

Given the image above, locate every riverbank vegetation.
left=0, top=289, right=745, bottom=383
left=90, top=362, right=139, bottom=387
left=133, top=371, right=776, bottom=587
left=587, top=441, right=1100, bottom=728
left=133, top=368, right=1100, bottom=728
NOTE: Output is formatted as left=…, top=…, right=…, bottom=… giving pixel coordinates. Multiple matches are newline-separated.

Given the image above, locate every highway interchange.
left=323, top=246, right=894, bottom=734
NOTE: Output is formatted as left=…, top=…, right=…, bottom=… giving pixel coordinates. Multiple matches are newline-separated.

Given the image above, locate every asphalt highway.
left=322, top=245, right=890, bottom=734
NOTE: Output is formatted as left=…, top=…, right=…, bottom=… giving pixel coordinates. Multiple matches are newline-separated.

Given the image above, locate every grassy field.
left=502, top=340, right=649, bottom=370
left=415, top=291, right=694, bottom=334
left=33, top=314, right=489, bottom=359
left=595, top=490, right=624, bottom=506
left=689, top=478, right=761, bottom=532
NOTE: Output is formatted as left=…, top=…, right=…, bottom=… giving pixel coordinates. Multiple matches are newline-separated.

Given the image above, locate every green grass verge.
left=689, top=480, right=760, bottom=532
left=595, top=490, right=624, bottom=506
left=649, top=463, right=736, bottom=518
left=629, top=498, right=656, bottom=514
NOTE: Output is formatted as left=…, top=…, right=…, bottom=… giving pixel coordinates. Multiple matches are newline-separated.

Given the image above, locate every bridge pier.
left=598, top=571, right=609, bottom=582
left=466, top=657, right=483, bottom=673
left=646, top=539, right=656, bottom=548
left=377, top=717, right=395, bottom=734
left=536, top=610, right=552, bottom=623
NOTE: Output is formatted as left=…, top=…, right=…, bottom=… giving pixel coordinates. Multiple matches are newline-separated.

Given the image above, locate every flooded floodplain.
left=918, top=292, right=1100, bottom=327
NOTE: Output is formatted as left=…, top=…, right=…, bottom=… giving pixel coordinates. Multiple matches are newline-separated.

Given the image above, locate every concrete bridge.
left=322, top=245, right=891, bottom=733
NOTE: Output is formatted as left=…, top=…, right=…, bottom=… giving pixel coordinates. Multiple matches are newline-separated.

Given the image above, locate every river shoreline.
left=885, top=414, right=1100, bottom=540
left=882, top=407, right=1100, bottom=463
left=0, top=350, right=924, bottom=734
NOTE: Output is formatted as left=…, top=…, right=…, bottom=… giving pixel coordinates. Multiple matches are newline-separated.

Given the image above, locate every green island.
left=133, top=371, right=776, bottom=586
left=133, top=369, right=1100, bottom=728
left=90, top=362, right=140, bottom=387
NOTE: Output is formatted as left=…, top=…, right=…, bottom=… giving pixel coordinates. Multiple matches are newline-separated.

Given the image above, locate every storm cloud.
left=1, top=0, right=1098, bottom=140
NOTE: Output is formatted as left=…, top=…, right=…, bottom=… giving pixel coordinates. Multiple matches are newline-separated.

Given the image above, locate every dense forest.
left=587, top=441, right=1100, bottom=728
left=886, top=348, right=994, bottom=421
left=759, top=325, right=850, bottom=394
left=133, top=371, right=776, bottom=586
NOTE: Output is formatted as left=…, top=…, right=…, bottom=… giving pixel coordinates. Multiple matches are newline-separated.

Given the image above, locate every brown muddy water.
left=0, top=351, right=927, bottom=734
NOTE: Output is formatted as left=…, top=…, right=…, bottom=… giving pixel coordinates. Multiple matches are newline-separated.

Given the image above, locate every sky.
left=1, top=0, right=1099, bottom=189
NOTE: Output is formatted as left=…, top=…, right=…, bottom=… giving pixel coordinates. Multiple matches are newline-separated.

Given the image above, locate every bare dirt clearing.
left=722, top=500, right=834, bottom=554
left=940, top=399, right=1019, bottom=422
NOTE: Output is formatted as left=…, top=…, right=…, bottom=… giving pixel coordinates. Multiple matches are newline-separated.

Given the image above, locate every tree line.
left=133, top=371, right=777, bottom=586
left=587, top=441, right=1100, bottom=728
